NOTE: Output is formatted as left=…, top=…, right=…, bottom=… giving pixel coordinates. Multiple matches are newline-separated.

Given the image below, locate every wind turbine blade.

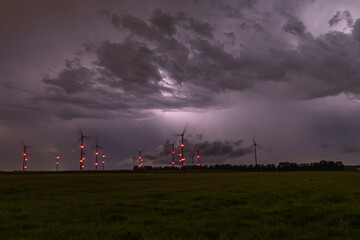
left=182, top=123, right=189, bottom=135
left=77, top=126, right=83, bottom=136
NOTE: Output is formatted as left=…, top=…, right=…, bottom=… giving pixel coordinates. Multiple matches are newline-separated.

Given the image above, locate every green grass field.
left=1, top=171, right=360, bottom=240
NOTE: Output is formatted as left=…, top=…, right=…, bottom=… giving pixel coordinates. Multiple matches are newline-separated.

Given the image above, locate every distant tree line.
left=133, top=160, right=344, bottom=171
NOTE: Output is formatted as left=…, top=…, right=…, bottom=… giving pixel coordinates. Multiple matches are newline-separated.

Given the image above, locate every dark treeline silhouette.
left=133, top=160, right=344, bottom=171
left=277, top=160, right=344, bottom=171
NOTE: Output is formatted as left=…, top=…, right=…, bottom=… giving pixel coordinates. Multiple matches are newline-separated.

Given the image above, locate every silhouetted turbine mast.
left=94, top=140, right=100, bottom=171
left=78, top=129, right=89, bottom=171
left=177, top=130, right=186, bottom=167
left=102, top=154, right=106, bottom=170
left=171, top=143, right=175, bottom=166
left=253, top=140, right=258, bottom=166
left=197, top=149, right=200, bottom=167
left=137, top=150, right=143, bottom=168
left=22, top=144, right=30, bottom=172
left=56, top=155, right=60, bottom=172
left=80, top=134, right=84, bottom=171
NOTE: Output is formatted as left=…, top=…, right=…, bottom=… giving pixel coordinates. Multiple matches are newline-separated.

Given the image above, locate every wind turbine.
left=137, top=150, right=143, bottom=168
left=253, top=139, right=258, bottom=166
left=177, top=128, right=186, bottom=167
left=101, top=154, right=106, bottom=170
left=22, top=143, right=30, bottom=172
left=56, top=155, right=60, bottom=172
left=93, top=138, right=101, bottom=171
left=170, top=142, right=175, bottom=166
left=78, top=128, right=89, bottom=171
left=196, top=149, right=200, bottom=167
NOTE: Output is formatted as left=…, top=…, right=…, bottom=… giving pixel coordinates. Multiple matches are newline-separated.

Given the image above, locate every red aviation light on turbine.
left=24, top=166, right=27, bottom=169
left=102, top=155, right=106, bottom=158
left=56, top=156, right=60, bottom=159
left=172, top=151, right=175, bottom=154
left=25, top=158, right=28, bottom=161
left=82, top=165, right=84, bottom=168
left=80, top=145, right=84, bottom=149
left=180, top=144, right=184, bottom=147
left=95, top=162, right=98, bottom=166
left=23, top=153, right=27, bottom=156
left=172, top=161, right=175, bottom=165
left=197, top=155, right=200, bottom=158
left=96, top=152, right=99, bottom=155
left=197, top=163, right=200, bottom=167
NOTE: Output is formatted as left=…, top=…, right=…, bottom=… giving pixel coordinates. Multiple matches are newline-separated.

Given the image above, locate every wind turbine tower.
left=79, top=133, right=85, bottom=171
left=253, top=140, right=258, bottom=166
left=102, top=154, right=106, bottom=170
left=137, top=150, right=143, bottom=168
left=22, top=144, right=30, bottom=172
left=78, top=129, right=88, bottom=171
left=94, top=140, right=100, bottom=171
left=56, top=156, right=60, bottom=172
left=171, top=143, right=175, bottom=166
left=197, top=149, right=200, bottom=167
left=177, top=130, right=186, bottom=167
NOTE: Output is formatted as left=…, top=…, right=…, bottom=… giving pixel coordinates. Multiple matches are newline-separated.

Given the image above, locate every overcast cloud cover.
left=1, top=0, right=360, bottom=170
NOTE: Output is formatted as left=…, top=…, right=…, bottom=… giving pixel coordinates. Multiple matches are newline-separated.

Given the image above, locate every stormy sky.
left=1, top=0, right=360, bottom=171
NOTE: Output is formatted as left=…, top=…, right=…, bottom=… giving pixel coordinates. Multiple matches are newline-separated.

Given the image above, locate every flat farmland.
left=1, top=171, right=360, bottom=240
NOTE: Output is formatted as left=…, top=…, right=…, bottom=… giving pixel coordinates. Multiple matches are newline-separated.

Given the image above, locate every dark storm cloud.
left=177, top=12, right=213, bottom=38
left=292, top=30, right=360, bottom=98
left=105, top=9, right=360, bottom=101
left=39, top=6, right=360, bottom=121
left=328, top=10, right=353, bottom=28
left=150, top=9, right=177, bottom=36
left=210, top=0, right=258, bottom=19
left=43, top=66, right=95, bottom=94
left=106, top=11, right=191, bottom=83
left=282, top=17, right=306, bottom=36
left=111, top=13, right=154, bottom=38
left=353, top=19, right=360, bottom=42
left=144, top=139, right=252, bottom=164
left=39, top=41, right=218, bottom=119
left=96, top=40, right=162, bottom=93
left=193, top=140, right=252, bottom=157
left=39, top=9, right=223, bottom=119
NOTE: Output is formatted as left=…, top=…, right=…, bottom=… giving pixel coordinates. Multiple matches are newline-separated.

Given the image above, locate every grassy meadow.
left=1, top=171, right=360, bottom=240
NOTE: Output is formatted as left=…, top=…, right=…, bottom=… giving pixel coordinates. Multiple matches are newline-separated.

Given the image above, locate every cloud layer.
left=36, top=2, right=360, bottom=121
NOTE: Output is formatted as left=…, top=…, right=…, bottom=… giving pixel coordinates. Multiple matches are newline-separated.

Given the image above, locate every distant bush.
left=278, top=160, right=344, bottom=171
